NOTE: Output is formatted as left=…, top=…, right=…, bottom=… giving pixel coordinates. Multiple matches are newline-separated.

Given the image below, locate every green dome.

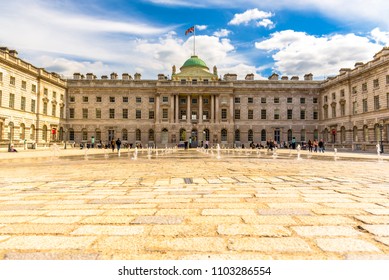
left=181, top=55, right=209, bottom=70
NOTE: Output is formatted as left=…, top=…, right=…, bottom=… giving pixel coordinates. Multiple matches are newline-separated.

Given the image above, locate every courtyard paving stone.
left=0, top=148, right=389, bottom=259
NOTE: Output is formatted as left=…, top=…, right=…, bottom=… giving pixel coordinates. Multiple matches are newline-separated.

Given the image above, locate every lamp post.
left=379, top=124, right=384, bottom=153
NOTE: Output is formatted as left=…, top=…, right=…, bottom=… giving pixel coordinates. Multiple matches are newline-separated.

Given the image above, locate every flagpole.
left=193, top=25, right=196, bottom=56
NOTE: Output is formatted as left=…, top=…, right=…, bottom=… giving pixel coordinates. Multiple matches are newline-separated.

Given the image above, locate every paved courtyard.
left=0, top=147, right=389, bottom=260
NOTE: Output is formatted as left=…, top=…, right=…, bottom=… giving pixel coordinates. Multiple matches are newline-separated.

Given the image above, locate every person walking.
left=308, top=139, right=313, bottom=152
left=116, top=138, right=122, bottom=152
left=318, top=139, right=325, bottom=153
left=313, top=139, right=318, bottom=152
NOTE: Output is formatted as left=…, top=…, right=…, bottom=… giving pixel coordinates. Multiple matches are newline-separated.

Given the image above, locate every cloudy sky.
left=1, top=0, right=389, bottom=80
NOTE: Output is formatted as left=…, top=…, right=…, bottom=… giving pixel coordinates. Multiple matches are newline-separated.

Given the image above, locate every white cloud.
left=213, top=29, right=231, bottom=37
left=370, top=28, right=389, bottom=45
left=257, top=18, right=274, bottom=29
left=195, top=25, right=208, bottom=31
left=229, top=8, right=273, bottom=27
left=255, top=29, right=384, bottom=77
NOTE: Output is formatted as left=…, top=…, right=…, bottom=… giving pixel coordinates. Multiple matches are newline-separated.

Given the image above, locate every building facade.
left=1, top=46, right=388, bottom=150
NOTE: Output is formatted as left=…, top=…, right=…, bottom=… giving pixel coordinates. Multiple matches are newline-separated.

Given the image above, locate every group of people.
left=247, top=138, right=326, bottom=153
left=307, top=139, right=325, bottom=153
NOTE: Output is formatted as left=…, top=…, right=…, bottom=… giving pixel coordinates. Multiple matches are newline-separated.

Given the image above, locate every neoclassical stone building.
left=1, top=46, right=388, bottom=150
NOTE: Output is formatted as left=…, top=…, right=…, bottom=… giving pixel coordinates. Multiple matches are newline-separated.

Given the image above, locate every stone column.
left=215, top=95, right=219, bottom=123
left=170, top=94, right=175, bottom=123
left=175, top=94, right=179, bottom=122
left=187, top=95, right=190, bottom=124
left=155, top=95, right=160, bottom=123
left=229, top=95, right=234, bottom=124
left=211, top=95, right=214, bottom=123
left=199, top=95, right=203, bottom=124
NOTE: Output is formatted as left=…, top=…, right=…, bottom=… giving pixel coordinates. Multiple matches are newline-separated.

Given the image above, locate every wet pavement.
left=0, top=147, right=389, bottom=260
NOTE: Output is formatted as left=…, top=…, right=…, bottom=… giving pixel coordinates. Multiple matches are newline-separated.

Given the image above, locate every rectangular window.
left=192, top=79, right=197, bottom=85
left=21, top=80, right=27, bottom=90
left=136, top=109, right=141, bottom=119
left=331, top=93, right=336, bottom=100
left=274, top=109, right=280, bottom=120
left=191, top=111, right=197, bottom=120
left=162, top=108, right=168, bottom=119
left=149, top=110, right=154, bottom=119
left=109, top=108, right=115, bottom=119
left=43, top=103, right=48, bottom=115
left=203, top=110, right=209, bottom=120
left=203, top=98, right=209, bottom=104
left=69, top=108, right=75, bottom=119
left=60, top=94, right=64, bottom=101
left=203, top=79, right=208, bottom=85
left=180, top=98, right=186, bottom=104
left=21, top=96, right=26, bottom=111
left=122, top=109, right=128, bottom=119
left=300, top=110, right=306, bottom=120
left=110, top=96, right=115, bottom=103
left=313, top=111, right=318, bottom=120
left=162, top=96, right=169, bottom=103
left=324, top=96, right=328, bottom=102
left=331, top=106, right=336, bottom=118
left=32, top=84, right=37, bottom=93
left=69, top=130, right=75, bottom=141
left=69, top=96, right=75, bottom=102
left=95, top=108, right=101, bottom=119
left=352, top=101, right=357, bottom=115
left=52, top=91, right=57, bottom=99
left=44, top=88, right=48, bottom=96
left=181, top=79, right=186, bottom=85
left=123, top=96, right=128, bottom=103
left=234, top=97, right=240, bottom=104
left=300, top=97, right=306, bottom=104
left=234, top=109, right=240, bottom=120
left=10, top=76, right=15, bottom=86
left=287, top=109, right=293, bottom=120
left=221, top=108, right=227, bottom=120
left=9, top=93, right=15, bottom=108
left=274, top=97, right=280, bottom=103
left=261, top=109, right=267, bottom=120
left=248, top=97, right=253, bottom=104
left=136, top=97, right=142, bottom=103
left=340, top=89, right=345, bottom=97
left=261, top=97, right=266, bottom=104
left=180, top=110, right=186, bottom=119
left=60, top=106, right=64, bottom=119
left=31, top=99, right=36, bottom=113
left=362, top=83, right=367, bottom=92
left=248, top=109, right=253, bottom=120
left=82, top=96, right=88, bottom=102
left=363, top=98, right=368, bottom=113
left=374, top=95, right=380, bottom=110
left=96, top=96, right=102, bottom=102
left=52, top=104, right=56, bottom=116
left=192, top=98, right=197, bottom=104
left=82, top=108, right=88, bottom=119
left=313, top=97, right=318, bottom=104
left=373, top=79, right=379, bottom=88
left=352, top=86, right=357, bottom=94
left=149, top=97, right=155, bottom=103
left=324, top=107, right=328, bottom=119
left=287, top=97, right=292, bottom=103
left=340, top=104, right=345, bottom=116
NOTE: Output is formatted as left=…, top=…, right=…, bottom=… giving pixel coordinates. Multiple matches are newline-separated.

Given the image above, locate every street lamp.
left=379, top=124, right=384, bottom=153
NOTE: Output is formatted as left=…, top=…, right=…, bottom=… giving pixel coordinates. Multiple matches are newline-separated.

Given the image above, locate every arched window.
left=42, top=125, right=47, bottom=142
left=248, top=129, right=253, bottom=142
left=363, top=125, right=369, bottom=142
left=340, top=126, right=346, bottom=143
left=353, top=126, right=358, bottom=142
left=82, top=128, right=88, bottom=141
left=136, top=129, right=141, bottom=141
left=69, top=128, right=75, bottom=141
left=179, top=128, right=186, bottom=141
left=261, top=129, right=267, bottom=142
left=221, top=129, right=227, bottom=142
left=300, top=129, right=306, bottom=142
left=30, top=125, right=35, bottom=140
left=161, top=128, right=168, bottom=144
left=203, top=129, right=210, bottom=141
left=287, top=129, right=293, bottom=142
left=95, top=129, right=101, bottom=141
left=234, top=129, right=240, bottom=142
left=313, top=129, right=318, bottom=141
left=149, top=129, right=155, bottom=141
left=323, top=128, right=329, bottom=142
left=20, top=123, right=25, bottom=140
left=122, top=129, right=128, bottom=141
left=59, top=127, right=64, bottom=141
left=374, top=124, right=380, bottom=142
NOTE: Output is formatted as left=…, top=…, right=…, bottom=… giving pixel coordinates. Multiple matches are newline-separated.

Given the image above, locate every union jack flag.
left=185, top=26, right=194, bottom=35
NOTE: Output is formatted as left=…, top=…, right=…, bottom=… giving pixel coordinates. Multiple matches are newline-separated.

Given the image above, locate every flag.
left=185, top=26, right=194, bottom=35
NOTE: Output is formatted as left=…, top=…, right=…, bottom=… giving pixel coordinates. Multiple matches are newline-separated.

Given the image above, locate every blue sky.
left=1, top=0, right=388, bottom=79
